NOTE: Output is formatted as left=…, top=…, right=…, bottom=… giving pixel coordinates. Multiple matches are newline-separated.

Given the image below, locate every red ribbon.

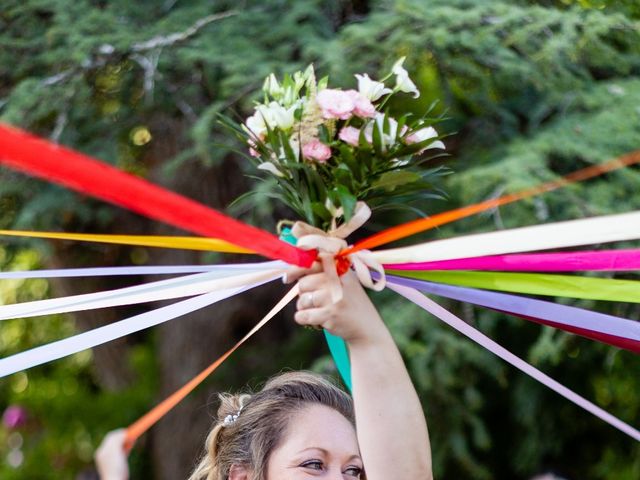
left=0, top=124, right=316, bottom=267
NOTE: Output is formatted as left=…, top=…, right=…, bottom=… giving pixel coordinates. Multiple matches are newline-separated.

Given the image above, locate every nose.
left=328, top=468, right=347, bottom=480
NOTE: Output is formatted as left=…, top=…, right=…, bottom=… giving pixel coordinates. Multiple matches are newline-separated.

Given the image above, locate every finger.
left=294, top=306, right=331, bottom=328
left=295, top=289, right=330, bottom=311
left=296, top=292, right=313, bottom=311
left=283, top=262, right=322, bottom=284
left=298, top=272, right=330, bottom=293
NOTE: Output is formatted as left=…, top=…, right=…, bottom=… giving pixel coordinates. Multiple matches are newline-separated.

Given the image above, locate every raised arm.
left=290, top=257, right=433, bottom=480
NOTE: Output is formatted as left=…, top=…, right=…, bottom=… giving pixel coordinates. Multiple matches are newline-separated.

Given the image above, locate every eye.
left=344, top=466, right=363, bottom=477
left=300, top=459, right=324, bottom=471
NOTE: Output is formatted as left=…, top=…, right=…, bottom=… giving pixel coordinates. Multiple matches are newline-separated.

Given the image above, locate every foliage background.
left=0, top=0, right=638, bottom=478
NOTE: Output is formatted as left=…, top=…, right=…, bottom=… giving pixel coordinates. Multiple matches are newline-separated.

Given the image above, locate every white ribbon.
left=372, top=210, right=640, bottom=265
left=0, top=272, right=281, bottom=378
left=291, top=202, right=385, bottom=301
left=0, top=261, right=286, bottom=279
left=0, top=268, right=284, bottom=320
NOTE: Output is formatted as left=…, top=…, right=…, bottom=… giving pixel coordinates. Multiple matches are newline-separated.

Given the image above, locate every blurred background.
left=0, top=0, right=639, bottom=478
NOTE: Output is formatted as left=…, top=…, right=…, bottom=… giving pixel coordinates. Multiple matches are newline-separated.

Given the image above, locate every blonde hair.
left=188, top=371, right=355, bottom=480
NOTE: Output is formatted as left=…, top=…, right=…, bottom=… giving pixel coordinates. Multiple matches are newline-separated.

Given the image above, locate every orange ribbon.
left=124, top=285, right=299, bottom=451
left=342, top=150, right=640, bottom=256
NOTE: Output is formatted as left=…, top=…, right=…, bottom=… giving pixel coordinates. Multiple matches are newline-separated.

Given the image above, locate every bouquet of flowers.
left=221, top=58, right=447, bottom=231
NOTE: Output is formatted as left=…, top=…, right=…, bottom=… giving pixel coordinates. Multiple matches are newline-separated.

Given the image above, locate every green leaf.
left=371, top=116, right=384, bottom=156
left=318, top=124, right=331, bottom=144
left=338, top=144, right=361, bottom=180
left=333, top=184, right=357, bottom=221
left=372, top=171, right=422, bottom=191
left=279, top=130, right=297, bottom=163
left=332, top=163, right=355, bottom=190
left=311, top=201, right=332, bottom=222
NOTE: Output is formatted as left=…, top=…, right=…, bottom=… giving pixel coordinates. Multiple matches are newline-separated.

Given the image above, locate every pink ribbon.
left=385, top=249, right=640, bottom=272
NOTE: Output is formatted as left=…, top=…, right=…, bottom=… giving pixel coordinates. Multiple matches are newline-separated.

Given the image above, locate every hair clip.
left=222, top=406, right=243, bottom=427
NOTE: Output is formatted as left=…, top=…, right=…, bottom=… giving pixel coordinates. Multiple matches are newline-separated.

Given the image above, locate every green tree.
left=1, top=1, right=638, bottom=478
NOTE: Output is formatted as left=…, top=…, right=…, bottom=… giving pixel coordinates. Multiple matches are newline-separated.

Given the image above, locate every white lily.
left=256, top=102, right=296, bottom=130
left=355, top=73, right=392, bottom=101
left=364, top=113, right=403, bottom=150
left=257, top=161, right=285, bottom=177
left=406, top=126, right=445, bottom=150
left=392, top=56, right=420, bottom=98
left=244, top=112, right=267, bottom=138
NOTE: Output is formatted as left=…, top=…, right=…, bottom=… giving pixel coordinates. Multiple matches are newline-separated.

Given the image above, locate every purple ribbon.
left=387, top=282, right=640, bottom=442
left=386, top=275, right=640, bottom=353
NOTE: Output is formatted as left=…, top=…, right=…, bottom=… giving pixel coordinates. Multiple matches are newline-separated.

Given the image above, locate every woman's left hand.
left=95, top=429, right=129, bottom=480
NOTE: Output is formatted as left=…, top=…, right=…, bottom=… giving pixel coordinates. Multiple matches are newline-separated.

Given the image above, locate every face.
left=265, top=404, right=363, bottom=479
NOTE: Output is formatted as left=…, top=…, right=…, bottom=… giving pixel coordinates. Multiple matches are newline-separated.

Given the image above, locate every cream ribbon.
left=290, top=202, right=386, bottom=302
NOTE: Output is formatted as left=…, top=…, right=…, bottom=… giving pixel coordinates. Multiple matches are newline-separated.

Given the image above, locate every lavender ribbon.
left=387, top=282, right=640, bottom=442
left=386, top=275, right=640, bottom=349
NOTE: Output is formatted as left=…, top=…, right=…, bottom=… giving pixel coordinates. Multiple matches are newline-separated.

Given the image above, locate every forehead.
left=279, top=403, right=359, bottom=455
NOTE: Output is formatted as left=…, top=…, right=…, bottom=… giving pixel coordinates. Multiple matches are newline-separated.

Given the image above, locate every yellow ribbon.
left=290, top=202, right=386, bottom=301
left=0, top=230, right=253, bottom=253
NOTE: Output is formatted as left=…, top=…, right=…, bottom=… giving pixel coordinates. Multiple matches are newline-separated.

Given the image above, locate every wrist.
left=345, top=317, right=394, bottom=350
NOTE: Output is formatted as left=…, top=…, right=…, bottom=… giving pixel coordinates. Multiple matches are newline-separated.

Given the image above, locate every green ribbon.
left=280, top=228, right=352, bottom=390
left=387, top=270, right=640, bottom=303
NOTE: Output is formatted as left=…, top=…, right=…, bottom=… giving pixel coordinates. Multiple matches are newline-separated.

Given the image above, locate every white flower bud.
left=263, top=74, right=284, bottom=98
left=391, top=57, right=420, bottom=98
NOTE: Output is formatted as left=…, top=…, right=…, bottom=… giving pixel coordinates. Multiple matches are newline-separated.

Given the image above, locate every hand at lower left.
left=95, top=429, right=129, bottom=480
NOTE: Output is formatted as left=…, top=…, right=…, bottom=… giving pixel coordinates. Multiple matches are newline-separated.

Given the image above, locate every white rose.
left=392, top=57, right=420, bottom=98
left=355, top=73, right=392, bottom=101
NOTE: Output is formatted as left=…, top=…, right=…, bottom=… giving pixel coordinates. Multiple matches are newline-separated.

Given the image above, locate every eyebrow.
left=296, top=447, right=362, bottom=462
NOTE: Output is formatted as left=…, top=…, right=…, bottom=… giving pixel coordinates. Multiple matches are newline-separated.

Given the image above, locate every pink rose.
left=302, top=139, right=332, bottom=163
left=345, top=90, right=376, bottom=118
left=338, top=126, right=360, bottom=146
left=316, top=89, right=355, bottom=120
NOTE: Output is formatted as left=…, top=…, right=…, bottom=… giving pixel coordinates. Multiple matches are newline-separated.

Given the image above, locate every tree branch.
left=131, top=10, right=238, bottom=52
left=40, top=10, right=238, bottom=87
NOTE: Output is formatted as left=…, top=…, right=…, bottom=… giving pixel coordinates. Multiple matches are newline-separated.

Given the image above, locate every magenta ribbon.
left=387, top=282, right=640, bottom=442
left=384, top=249, right=640, bottom=271
left=385, top=275, right=640, bottom=353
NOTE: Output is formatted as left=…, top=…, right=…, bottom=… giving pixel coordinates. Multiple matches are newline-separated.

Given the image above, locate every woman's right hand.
left=286, top=253, right=389, bottom=347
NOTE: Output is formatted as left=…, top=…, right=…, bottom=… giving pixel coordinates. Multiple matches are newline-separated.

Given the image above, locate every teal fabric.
left=324, top=330, right=352, bottom=391
left=280, top=229, right=352, bottom=390
left=278, top=226, right=298, bottom=246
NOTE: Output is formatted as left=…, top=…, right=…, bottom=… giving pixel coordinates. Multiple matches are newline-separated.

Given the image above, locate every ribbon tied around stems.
left=290, top=202, right=386, bottom=302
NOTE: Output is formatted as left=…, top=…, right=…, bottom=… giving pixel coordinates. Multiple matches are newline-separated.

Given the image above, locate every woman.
left=96, top=259, right=433, bottom=479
